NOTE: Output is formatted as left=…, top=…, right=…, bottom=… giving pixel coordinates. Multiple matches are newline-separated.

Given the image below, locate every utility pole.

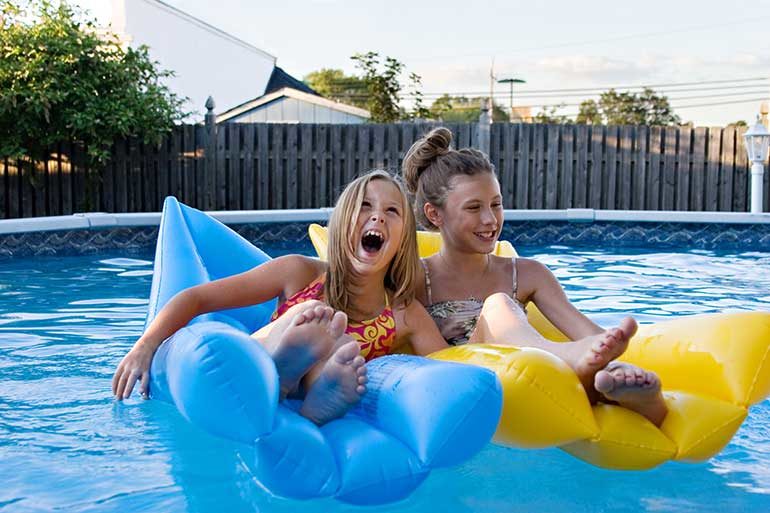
left=489, top=58, right=495, bottom=125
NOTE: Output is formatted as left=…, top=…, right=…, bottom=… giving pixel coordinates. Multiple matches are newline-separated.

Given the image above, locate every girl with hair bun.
left=402, top=128, right=667, bottom=426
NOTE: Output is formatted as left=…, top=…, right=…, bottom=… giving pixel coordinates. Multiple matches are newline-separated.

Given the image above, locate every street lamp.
left=743, top=116, right=770, bottom=213
left=497, top=78, right=526, bottom=121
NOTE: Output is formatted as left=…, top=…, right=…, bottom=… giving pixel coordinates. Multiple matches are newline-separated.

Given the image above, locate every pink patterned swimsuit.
left=270, top=276, right=397, bottom=362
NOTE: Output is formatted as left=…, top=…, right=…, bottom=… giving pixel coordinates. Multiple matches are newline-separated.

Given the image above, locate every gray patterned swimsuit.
left=422, top=258, right=526, bottom=346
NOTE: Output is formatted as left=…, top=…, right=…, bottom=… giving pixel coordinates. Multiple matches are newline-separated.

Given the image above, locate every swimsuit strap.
left=511, top=257, right=518, bottom=300
left=420, top=259, right=433, bottom=306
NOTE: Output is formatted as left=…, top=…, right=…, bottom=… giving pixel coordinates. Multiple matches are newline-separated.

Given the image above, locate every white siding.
left=110, top=0, right=275, bottom=120
left=228, top=98, right=367, bottom=124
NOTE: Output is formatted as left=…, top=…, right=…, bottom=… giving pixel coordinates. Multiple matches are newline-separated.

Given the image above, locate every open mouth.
left=475, top=231, right=497, bottom=240
left=361, top=230, right=385, bottom=254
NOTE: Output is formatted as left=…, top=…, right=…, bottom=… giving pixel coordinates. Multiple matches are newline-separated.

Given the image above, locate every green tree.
left=303, top=68, right=368, bottom=109
left=0, top=0, right=185, bottom=167
left=533, top=104, right=570, bottom=124
left=576, top=88, right=679, bottom=125
left=351, top=52, right=405, bottom=123
left=576, top=99, right=601, bottom=124
left=428, top=95, right=508, bottom=122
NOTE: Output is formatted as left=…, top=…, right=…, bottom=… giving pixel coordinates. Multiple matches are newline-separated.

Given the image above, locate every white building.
left=106, top=0, right=368, bottom=123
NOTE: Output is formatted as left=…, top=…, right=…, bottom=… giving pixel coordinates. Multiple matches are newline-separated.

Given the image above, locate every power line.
left=541, top=97, right=767, bottom=118
left=315, top=77, right=770, bottom=99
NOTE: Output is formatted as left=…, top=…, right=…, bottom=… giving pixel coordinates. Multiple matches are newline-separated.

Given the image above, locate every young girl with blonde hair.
left=113, top=170, right=448, bottom=425
left=402, top=128, right=667, bottom=426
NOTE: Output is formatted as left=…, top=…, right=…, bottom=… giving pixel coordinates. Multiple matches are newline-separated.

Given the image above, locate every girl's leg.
left=252, top=300, right=345, bottom=398
left=471, top=293, right=636, bottom=401
left=252, top=301, right=368, bottom=424
left=595, top=363, right=668, bottom=426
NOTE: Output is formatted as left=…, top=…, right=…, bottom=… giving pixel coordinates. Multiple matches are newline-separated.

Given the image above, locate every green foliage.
left=576, top=88, right=680, bottom=126
left=350, top=52, right=407, bottom=123
left=0, top=0, right=186, bottom=166
left=428, top=95, right=508, bottom=123
left=534, top=104, right=570, bottom=124
left=727, top=120, right=748, bottom=128
left=303, top=68, right=368, bottom=109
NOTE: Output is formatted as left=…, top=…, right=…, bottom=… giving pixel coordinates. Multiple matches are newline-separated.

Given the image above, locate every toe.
left=594, top=370, right=615, bottom=394
left=329, top=311, right=348, bottom=338
left=333, top=340, right=360, bottom=362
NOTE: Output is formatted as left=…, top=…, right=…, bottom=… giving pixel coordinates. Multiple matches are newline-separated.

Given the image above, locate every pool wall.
left=1, top=208, right=770, bottom=257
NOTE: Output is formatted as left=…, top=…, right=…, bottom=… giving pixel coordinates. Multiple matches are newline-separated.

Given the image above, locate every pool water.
left=2, top=239, right=770, bottom=513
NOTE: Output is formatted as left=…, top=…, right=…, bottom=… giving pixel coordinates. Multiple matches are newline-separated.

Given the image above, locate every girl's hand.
left=112, top=342, right=155, bottom=400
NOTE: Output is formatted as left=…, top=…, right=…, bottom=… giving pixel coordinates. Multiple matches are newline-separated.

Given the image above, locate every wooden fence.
left=1, top=121, right=767, bottom=219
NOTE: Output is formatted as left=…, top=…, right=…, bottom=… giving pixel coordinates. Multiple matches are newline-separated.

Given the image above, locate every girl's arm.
left=396, top=300, right=450, bottom=356
left=516, top=258, right=603, bottom=340
left=112, top=255, right=324, bottom=399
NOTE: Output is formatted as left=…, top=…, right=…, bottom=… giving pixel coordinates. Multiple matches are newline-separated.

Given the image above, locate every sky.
left=79, top=0, right=770, bottom=126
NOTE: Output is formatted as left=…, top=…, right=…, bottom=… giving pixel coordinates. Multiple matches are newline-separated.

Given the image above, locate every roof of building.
left=217, top=87, right=370, bottom=123
left=265, top=66, right=318, bottom=96
left=134, top=0, right=276, bottom=61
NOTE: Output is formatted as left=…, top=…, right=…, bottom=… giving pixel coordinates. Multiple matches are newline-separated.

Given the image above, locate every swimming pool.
left=1, top=236, right=770, bottom=512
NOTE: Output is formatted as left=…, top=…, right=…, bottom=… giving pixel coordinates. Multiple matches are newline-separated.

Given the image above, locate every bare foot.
left=271, top=306, right=348, bottom=399
left=299, top=340, right=367, bottom=425
left=558, top=317, right=638, bottom=403
left=595, top=362, right=668, bottom=427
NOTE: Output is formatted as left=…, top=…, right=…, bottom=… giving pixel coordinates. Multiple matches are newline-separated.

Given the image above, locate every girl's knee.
left=482, top=292, right=515, bottom=313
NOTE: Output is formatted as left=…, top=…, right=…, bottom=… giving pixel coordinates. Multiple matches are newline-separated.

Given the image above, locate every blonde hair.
left=325, top=170, right=419, bottom=314
left=402, top=127, right=495, bottom=230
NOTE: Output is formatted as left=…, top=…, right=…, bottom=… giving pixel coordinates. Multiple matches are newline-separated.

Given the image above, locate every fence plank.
left=691, top=127, right=707, bottom=211
left=515, top=123, right=530, bottom=209
left=573, top=125, right=588, bottom=208
left=194, top=126, right=206, bottom=209
left=216, top=124, right=227, bottom=209
left=183, top=124, right=196, bottom=207
left=734, top=128, right=748, bottom=212
left=1, top=158, right=7, bottom=218
left=604, top=126, right=618, bottom=209
left=676, top=127, right=692, bottom=211
left=271, top=124, right=284, bottom=209
left=330, top=124, right=344, bottom=203
left=646, top=127, right=661, bottom=210
left=588, top=125, right=604, bottom=208
left=204, top=124, right=217, bottom=210
left=618, top=126, right=634, bottom=210
left=705, top=128, right=722, bottom=211
left=500, top=124, right=514, bottom=208
left=632, top=126, right=647, bottom=210
left=142, top=140, right=155, bottom=212
left=544, top=125, right=561, bottom=209
left=532, top=124, right=546, bottom=209
left=169, top=129, right=181, bottom=203
left=256, top=124, right=269, bottom=209
left=226, top=123, right=240, bottom=209
left=662, top=127, right=677, bottom=210
left=242, top=123, right=255, bottom=209
left=719, top=127, right=736, bottom=212
left=560, top=125, right=574, bottom=208
left=317, top=125, right=329, bottom=206
left=285, top=125, right=298, bottom=208
left=301, top=124, right=314, bottom=208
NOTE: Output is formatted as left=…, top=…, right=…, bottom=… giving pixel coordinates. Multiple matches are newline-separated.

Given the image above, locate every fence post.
left=477, top=99, right=491, bottom=155
left=204, top=96, right=217, bottom=210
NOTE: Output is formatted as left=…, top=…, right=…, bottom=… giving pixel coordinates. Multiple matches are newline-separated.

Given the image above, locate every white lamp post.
left=743, top=116, right=770, bottom=213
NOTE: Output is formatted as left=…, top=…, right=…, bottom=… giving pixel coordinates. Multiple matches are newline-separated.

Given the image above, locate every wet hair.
left=402, top=127, right=495, bottom=230
left=325, top=170, right=419, bottom=313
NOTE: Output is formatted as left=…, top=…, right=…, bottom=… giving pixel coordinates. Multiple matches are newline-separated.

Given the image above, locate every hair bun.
left=401, top=127, right=453, bottom=194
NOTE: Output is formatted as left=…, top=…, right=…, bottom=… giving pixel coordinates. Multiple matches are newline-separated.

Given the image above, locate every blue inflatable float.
left=146, top=197, right=503, bottom=504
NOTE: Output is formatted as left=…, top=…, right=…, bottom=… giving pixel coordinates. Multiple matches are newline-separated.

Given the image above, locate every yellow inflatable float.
left=308, top=224, right=770, bottom=470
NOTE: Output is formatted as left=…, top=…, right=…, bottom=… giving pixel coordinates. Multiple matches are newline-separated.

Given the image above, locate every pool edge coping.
left=1, top=208, right=770, bottom=235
